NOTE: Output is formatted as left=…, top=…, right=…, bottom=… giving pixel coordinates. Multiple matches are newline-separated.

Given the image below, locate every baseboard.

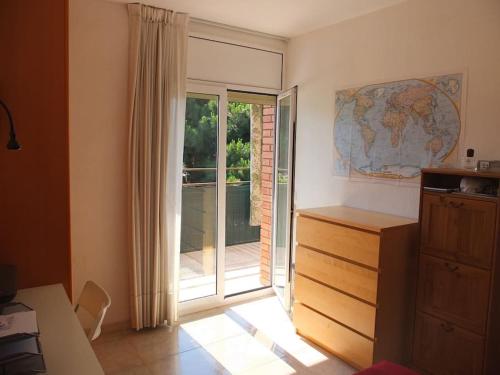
left=101, top=320, right=130, bottom=334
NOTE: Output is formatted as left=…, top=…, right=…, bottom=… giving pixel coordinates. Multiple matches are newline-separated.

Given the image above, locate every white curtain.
left=127, top=3, right=189, bottom=329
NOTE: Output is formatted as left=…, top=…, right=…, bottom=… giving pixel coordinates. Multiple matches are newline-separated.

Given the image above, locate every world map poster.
left=334, top=73, right=464, bottom=183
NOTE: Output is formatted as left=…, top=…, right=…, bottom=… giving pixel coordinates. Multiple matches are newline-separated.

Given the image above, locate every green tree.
left=183, top=98, right=252, bottom=183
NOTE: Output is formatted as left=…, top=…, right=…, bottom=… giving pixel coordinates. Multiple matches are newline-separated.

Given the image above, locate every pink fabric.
left=355, top=361, right=419, bottom=375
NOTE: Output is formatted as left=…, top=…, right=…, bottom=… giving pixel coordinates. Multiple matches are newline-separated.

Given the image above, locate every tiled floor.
left=92, top=296, right=356, bottom=375
left=180, top=242, right=268, bottom=301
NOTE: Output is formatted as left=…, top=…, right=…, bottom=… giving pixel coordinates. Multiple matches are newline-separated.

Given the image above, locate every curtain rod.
left=127, top=2, right=288, bottom=42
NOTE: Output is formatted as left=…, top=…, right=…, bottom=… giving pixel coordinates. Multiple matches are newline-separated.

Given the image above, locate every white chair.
left=74, top=281, right=111, bottom=341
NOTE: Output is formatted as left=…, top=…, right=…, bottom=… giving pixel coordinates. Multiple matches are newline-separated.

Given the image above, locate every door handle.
left=440, top=322, right=454, bottom=333
left=444, top=262, right=459, bottom=272
left=448, top=201, right=464, bottom=209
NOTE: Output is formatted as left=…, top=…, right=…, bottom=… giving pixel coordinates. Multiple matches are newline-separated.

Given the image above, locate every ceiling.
left=115, top=0, right=406, bottom=38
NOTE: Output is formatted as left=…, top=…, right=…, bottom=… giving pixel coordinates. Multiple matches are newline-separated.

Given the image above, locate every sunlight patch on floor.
left=181, top=312, right=296, bottom=374
left=229, top=297, right=329, bottom=368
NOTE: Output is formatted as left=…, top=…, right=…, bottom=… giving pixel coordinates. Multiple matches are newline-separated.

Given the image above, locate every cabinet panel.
left=295, top=274, right=376, bottom=338
left=296, top=216, right=380, bottom=268
left=417, top=255, right=490, bottom=334
left=295, top=246, right=378, bottom=304
left=413, top=312, right=484, bottom=375
left=421, top=193, right=496, bottom=268
left=294, top=303, right=374, bottom=369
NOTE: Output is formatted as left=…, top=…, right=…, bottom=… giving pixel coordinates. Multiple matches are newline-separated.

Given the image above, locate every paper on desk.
left=0, top=310, right=38, bottom=337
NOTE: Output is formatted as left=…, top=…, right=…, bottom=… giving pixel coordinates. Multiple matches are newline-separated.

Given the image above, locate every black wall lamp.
left=0, top=98, right=21, bottom=150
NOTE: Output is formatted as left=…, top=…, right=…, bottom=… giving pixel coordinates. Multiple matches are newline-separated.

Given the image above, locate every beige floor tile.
left=180, top=313, right=248, bottom=346
left=94, top=296, right=356, bottom=375
left=129, top=327, right=200, bottom=363
left=147, top=347, right=227, bottom=375
left=93, top=340, right=144, bottom=374
left=201, top=333, right=283, bottom=374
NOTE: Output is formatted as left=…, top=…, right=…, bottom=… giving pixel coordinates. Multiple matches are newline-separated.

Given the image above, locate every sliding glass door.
left=179, top=83, right=276, bottom=312
left=179, top=84, right=227, bottom=308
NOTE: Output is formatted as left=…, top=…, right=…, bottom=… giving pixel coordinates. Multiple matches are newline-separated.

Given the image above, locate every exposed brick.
left=262, top=166, right=273, bottom=174
left=262, top=159, right=271, bottom=166
left=262, top=137, right=274, bottom=145
left=262, top=208, right=272, bottom=218
left=262, top=151, right=274, bottom=159
left=262, top=181, right=273, bottom=189
left=263, top=130, right=273, bottom=138
left=263, top=107, right=275, bottom=116
left=263, top=122, right=274, bottom=130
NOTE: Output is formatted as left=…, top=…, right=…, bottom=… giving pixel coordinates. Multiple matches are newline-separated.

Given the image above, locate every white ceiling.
left=115, top=0, right=406, bottom=38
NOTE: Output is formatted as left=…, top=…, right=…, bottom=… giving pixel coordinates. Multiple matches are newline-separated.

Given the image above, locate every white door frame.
left=271, top=87, right=297, bottom=312
left=178, top=80, right=283, bottom=316
left=179, top=81, right=228, bottom=315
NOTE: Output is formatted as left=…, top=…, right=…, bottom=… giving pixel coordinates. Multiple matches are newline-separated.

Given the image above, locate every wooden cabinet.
left=413, top=312, right=484, bottom=375
left=421, top=193, right=496, bottom=269
left=293, top=206, right=417, bottom=369
left=413, top=168, right=500, bottom=375
left=417, top=255, right=490, bottom=335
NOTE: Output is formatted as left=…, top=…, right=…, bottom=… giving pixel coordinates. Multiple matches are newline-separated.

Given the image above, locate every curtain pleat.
left=127, top=3, right=189, bottom=329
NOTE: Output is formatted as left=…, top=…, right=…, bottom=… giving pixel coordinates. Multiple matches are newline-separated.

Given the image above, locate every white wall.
left=69, top=0, right=286, bottom=326
left=69, top=0, right=130, bottom=325
left=286, top=0, right=500, bottom=219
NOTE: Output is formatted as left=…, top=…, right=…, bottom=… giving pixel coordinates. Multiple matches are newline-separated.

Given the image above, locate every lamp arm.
left=0, top=98, right=20, bottom=150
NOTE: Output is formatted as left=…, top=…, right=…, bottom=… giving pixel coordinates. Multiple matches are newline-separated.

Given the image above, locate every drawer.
left=297, top=215, right=380, bottom=268
left=294, top=303, right=374, bottom=369
left=295, top=274, right=376, bottom=338
left=295, top=246, right=378, bottom=304
left=417, top=255, right=490, bottom=334
left=413, top=312, right=484, bottom=375
left=420, top=193, right=496, bottom=269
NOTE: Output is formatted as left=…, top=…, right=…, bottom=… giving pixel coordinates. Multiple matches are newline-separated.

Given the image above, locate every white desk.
left=14, top=284, right=104, bottom=375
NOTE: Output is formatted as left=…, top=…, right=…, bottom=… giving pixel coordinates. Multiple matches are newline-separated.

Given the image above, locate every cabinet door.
left=417, top=255, right=490, bottom=334
left=413, top=312, right=484, bottom=375
left=421, top=193, right=496, bottom=269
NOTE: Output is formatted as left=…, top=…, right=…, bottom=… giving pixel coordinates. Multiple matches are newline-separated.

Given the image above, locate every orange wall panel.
left=0, top=0, right=71, bottom=295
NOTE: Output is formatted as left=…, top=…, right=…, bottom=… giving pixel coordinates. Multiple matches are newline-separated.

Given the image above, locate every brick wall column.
left=259, top=105, right=276, bottom=285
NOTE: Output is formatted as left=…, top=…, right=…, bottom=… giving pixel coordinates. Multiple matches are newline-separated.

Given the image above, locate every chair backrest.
left=75, top=281, right=111, bottom=341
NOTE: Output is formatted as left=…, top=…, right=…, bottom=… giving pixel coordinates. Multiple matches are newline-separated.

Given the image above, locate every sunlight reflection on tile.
left=180, top=313, right=247, bottom=346
left=237, top=358, right=297, bottom=375
left=202, top=333, right=287, bottom=374
left=230, top=297, right=329, bottom=368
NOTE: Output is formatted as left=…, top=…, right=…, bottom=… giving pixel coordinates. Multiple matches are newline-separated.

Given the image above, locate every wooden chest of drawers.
left=412, top=168, right=500, bottom=375
left=292, top=206, right=418, bottom=369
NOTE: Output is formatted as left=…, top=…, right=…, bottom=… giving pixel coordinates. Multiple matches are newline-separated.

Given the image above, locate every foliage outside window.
left=183, top=97, right=253, bottom=184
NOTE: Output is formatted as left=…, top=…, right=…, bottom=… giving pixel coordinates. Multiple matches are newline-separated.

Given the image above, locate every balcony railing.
left=181, top=167, right=260, bottom=253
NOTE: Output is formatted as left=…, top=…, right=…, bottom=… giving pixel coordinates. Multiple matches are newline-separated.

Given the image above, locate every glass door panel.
left=179, top=92, right=219, bottom=302
left=224, top=92, right=276, bottom=296
left=272, top=87, right=297, bottom=310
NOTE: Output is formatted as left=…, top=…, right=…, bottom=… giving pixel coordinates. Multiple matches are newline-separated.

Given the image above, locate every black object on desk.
left=0, top=265, right=17, bottom=304
left=0, top=303, right=46, bottom=374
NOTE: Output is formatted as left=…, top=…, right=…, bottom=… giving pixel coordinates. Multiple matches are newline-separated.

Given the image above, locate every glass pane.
left=224, top=97, right=274, bottom=296
left=179, top=92, right=218, bottom=302
left=273, top=95, right=291, bottom=299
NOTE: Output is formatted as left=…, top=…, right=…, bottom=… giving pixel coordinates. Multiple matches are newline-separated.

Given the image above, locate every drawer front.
left=417, top=255, right=490, bottom=334
left=297, top=215, right=380, bottom=268
left=413, top=312, right=484, bottom=375
left=295, top=246, right=378, bottom=304
left=294, top=303, right=374, bottom=369
left=295, top=274, right=376, bottom=338
left=421, top=193, right=496, bottom=269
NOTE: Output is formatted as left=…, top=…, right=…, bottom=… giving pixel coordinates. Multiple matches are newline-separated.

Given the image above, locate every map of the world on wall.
left=334, top=73, right=463, bottom=180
